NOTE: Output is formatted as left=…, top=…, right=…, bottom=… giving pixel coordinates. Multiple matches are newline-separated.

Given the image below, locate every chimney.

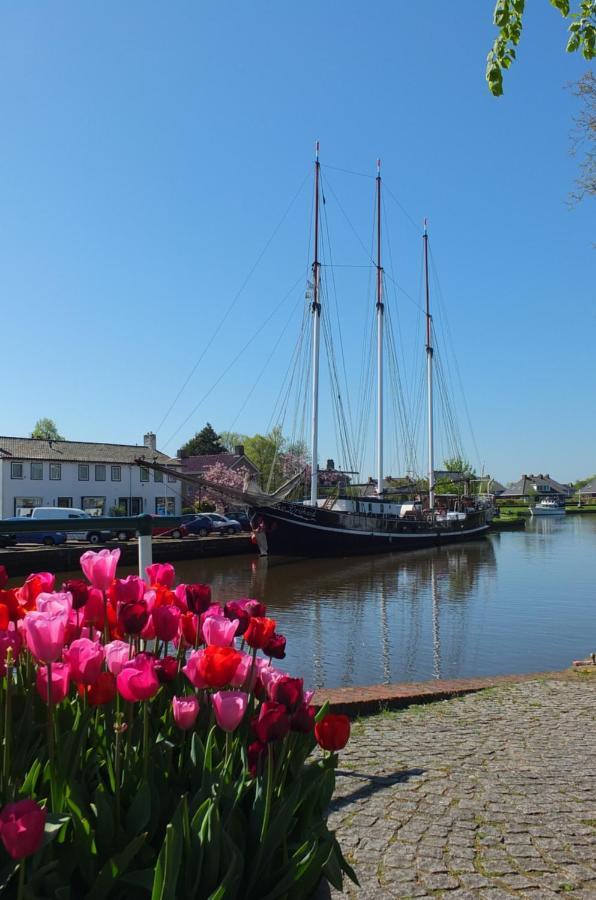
left=326, top=458, right=335, bottom=470
left=144, top=432, right=157, bottom=451
left=234, top=444, right=245, bottom=457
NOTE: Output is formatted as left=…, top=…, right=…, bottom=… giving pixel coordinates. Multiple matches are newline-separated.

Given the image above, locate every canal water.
left=55, top=515, right=596, bottom=689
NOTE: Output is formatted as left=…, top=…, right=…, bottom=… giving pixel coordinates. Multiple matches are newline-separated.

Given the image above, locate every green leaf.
left=151, top=798, right=185, bottom=900
left=86, top=832, right=147, bottom=900
left=126, top=779, right=152, bottom=836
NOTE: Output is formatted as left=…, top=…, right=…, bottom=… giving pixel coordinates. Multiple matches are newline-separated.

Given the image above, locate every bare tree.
left=568, top=70, right=596, bottom=203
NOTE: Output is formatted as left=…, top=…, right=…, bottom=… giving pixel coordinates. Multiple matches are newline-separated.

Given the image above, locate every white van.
left=29, top=507, right=111, bottom=545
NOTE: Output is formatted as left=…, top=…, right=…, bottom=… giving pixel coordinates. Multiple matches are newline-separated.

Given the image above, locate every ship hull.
left=253, top=503, right=489, bottom=557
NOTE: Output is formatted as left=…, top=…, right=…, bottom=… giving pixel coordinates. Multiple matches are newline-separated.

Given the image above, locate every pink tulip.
left=116, top=653, right=159, bottom=702
left=152, top=605, right=180, bottom=642
left=24, top=611, right=67, bottom=663
left=202, top=615, right=238, bottom=647
left=146, top=563, right=175, bottom=588
left=80, top=548, right=120, bottom=592
left=182, top=651, right=208, bottom=689
left=212, top=691, right=248, bottom=732
left=36, top=662, right=71, bottom=704
left=229, top=651, right=258, bottom=690
left=110, top=575, right=145, bottom=606
left=173, top=583, right=188, bottom=611
left=172, top=695, right=200, bottom=730
left=63, top=637, right=104, bottom=685
left=105, top=640, right=132, bottom=675
left=0, top=799, right=46, bottom=859
left=36, top=591, right=72, bottom=617
left=0, top=627, right=21, bottom=677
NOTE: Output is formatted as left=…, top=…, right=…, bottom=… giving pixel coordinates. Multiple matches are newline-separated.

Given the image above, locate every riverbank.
left=317, top=674, right=596, bottom=898
left=0, top=533, right=255, bottom=576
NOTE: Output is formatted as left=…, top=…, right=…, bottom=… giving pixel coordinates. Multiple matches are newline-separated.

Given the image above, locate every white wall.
left=0, top=460, right=181, bottom=518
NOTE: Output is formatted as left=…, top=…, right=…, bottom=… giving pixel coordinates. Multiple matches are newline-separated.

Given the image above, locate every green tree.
left=178, top=423, right=226, bottom=458
left=435, top=456, right=477, bottom=496
left=486, top=0, right=595, bottom=96
left=219, top=431, right=248, bottom=453
left=31, top=418, right=64, bottom=440
left=244, top=427, right=285, bottom=490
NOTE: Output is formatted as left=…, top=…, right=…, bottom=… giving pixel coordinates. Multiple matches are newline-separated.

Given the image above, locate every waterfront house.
left=0, top=432, right=181, bottom=518
left=578, top=477, right=596, bottom=502
left=180, top=445, right=259, bottom=508
left=499, top=473, right=573, bottom=502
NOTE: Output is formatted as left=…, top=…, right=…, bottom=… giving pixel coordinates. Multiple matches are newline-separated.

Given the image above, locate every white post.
left=138, top=532, right=153, bottom=584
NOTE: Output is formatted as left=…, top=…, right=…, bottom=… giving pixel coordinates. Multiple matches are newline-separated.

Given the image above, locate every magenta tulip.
left=152, top=605, right=181, bottom=642
left=110, top=575, right=145, bottom=606
left=172, top=695, right=200, bottom=730
left=63, top=637, right=104, bottom=685
left=0, top=799, right=46, bottom=859
left=80, top=548, right=121, bottom=591
left=146, top=563, right=175, bottom=588
left=105, top=640, right=132, bottom=675
left=116, top=653, right=159, bottom=702
left=24, top=611, right=67, bottom=663
left=36, top=662, right=71, bottom=704
left=212, top=690, right=248, bottom=732
left=202, top=615, right=238, bottom=647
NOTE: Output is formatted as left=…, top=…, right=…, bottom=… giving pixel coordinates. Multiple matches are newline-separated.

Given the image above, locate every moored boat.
left=530, top=499, right=566, bottom=516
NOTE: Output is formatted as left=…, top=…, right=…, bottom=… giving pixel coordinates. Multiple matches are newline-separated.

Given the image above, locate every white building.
left=0, top=432, right=182, bottom=518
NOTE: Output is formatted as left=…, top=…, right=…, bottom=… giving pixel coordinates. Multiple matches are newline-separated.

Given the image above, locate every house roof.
left=578, top=477, right=596, bottom=494
left=500, top=473, right=572, bottom=497
left=180, top=453, right=259, bottom=475
left=0, top=436, right=179, bottom=466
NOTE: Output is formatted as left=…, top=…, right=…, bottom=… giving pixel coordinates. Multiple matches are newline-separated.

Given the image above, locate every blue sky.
left=0, top=1, right=593, bottom=484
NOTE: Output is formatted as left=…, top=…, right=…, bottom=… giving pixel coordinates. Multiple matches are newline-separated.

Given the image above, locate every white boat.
left=530, top=499, right=566, bottom=516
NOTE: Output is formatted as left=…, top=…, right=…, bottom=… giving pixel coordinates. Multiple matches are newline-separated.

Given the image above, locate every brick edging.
left=312, top=669, right=581, bottom=718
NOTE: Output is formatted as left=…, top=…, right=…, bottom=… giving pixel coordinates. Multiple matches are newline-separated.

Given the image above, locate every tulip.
left=62, top=579, right=89, bottom=611
left=152, top=605, right=181, bottom=643
left=117, top=601, right=148, bottom=636
left=314, top=714, right=351, bottom=752
left=0, top=799, right=46, bottom=859
left=82, top=588, right=106, bottom=629
left=0, top=605, right=8, bottom=631
left=229, top=651, right=259, bottom=690
left=268, top=675, right=303, bottom=712
left=212, top=690, right=248, bottom=732
left=247, top=740, right=267, bottom=778
left=145, top=563, right=175, bottom=588
left=110, top=575, right=146, bottom=606
left=253, top=701, right=291, bottom=743
left=178, top=612, right=199, bottom=647
left=36, top=591, right=72, bottom=617
left=80, top=548, right=120, bottom=592
left=154, top=655, right=178, bottom=683
left=105, top=640, right=132, bottom=675
left=0, top=566, right=8, bottom=590
left=184, top=646, right=242, bottom=689
left=17, top=572, right=55, bottom=611
left=263, top=632, right=287, bottom=659
left=244, top=617, right=277, bottom=650
left=291, top=703, right=316, bottom=733
left=172, top=695, right=200, bottom=730
left=84, top=671, right=117, bottom=706
left=24, top=611, right=67, bottom=663
left=0, top=589, right=20, bottom=624
left=151, top=584, right=176, bottom=610
left=224, top=598, right=266, bottom=635
left=259, top=664, right=287, bottom=693
left=116, top=653, right=159, bottom=702
left=202, top=615, right=238, bottom=647
left=36, top=663, right=71, bottom=705
left=140, top=615, right=156, bottom=641
left=183, top=583, right=212, bottom=614
left=63, top=637, right=104, bottom=685
left=181, top=652, right=208, bottom=689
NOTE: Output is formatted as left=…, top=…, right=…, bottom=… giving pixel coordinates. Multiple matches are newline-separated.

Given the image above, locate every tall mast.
left=376, top=159, right=384, bottom=496
left=309, top=141, right=321, bottom=506
left=424, top=219, right=435, bottom=511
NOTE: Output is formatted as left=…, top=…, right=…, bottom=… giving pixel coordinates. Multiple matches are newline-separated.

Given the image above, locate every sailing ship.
left=250, top=145, right=490, bottom=556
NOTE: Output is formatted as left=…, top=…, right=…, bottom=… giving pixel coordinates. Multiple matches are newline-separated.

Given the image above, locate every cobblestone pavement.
left=326, top=678, right=596, bottom=899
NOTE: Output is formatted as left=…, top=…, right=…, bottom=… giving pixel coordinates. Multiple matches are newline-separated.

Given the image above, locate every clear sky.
left=0, top=1, right=594, bottom=484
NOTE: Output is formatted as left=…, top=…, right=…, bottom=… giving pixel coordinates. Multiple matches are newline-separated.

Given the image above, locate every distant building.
left=0, top=432, right=181, bottom=518
left=578, top=477, right=596, bottom=501
left=499, top=473, right=573, bottom=502
left=180, top=445, right=259, bottom=507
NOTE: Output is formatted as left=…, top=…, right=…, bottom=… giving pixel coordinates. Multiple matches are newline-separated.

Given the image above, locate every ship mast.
left=376, top=159, right=384, bottom=496
left=309, top=141, right=321, bottom=506
left=424, top=219, right=435, bottom=511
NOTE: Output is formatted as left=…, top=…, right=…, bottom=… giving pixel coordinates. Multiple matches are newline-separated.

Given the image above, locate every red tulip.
left=184, top=646, right=242, bottom=689
left=36, top=662, right=71, bottom=704
left=0, top=566, right=8, bottom=590
left=268, top=675, right=303, bottom=712
left=263, top=632, right=286, bottom=659
left=244, top=617, right=276, bottom=650
left=151, top=605, right=180, bottom=642
left=145, top=563, right=175, bottom=588
left=314, top=714, right=350, bottom=752
left=80, top=671, right=117, bottom=706
left=116, top=653, right=159, bottom=702
left=224, top=598, right=266, bottom=635
left=291, top=703, right=316, bottom=733
left=184, top=583, right=212, bottom=614
left=17, top=572, right=55, bottom=611
left=82, top=588, right=106, bottom=628
left=0, top=799, right=46, bottom=859
left=62, top=579, right=89, bottom=611
left=253, top=701, right=291, bottom=743
left=154, top=655, right=178, bottom=683
left=63, top=637, right=104, bottom=685
left=172, top=695, right=200, bottom=730
left=178, top=612, right=199, bottom=647
left=117, top=601, right=148, bottom=636
left=0, top=606, right=8, bottom=631
left=0, top=589, right=20, bottom=623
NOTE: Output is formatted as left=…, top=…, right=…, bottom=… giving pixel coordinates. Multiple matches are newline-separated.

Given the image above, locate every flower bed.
left=0, top=553, right=357, bottom=898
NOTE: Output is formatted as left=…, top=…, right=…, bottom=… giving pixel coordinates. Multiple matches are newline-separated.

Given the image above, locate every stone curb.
left=312, top=669, right=582, bottom=718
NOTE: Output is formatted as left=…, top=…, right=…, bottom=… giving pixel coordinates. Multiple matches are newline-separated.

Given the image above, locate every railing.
left=0, top=515, right=183, bottom=582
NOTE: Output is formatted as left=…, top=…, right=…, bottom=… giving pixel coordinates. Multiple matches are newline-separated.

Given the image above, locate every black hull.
left=253, top=503, right=489, bottom=558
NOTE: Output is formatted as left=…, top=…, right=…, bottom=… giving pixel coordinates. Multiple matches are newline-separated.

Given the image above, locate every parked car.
left=180, top=515, right=213, bottom=538
left=2, top=518, right=67, bottom=546
left=28, top=507, right=111, bottom=545
left=203, top=513, right=242, bottom=535
left=0, top=529, right=17, bottom=548
left=150, top=516, right=183, bottom=539
left=225, top=510, right=252, bottom=532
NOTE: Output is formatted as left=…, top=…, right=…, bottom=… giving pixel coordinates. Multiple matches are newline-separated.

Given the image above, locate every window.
left=14, top=496, right=42, bottom=515
left=10, top=462, right=23, bottom=479
left=95, top=465, right=106, bottom=481
left=49, top=463, right=61, bottom=481
left=154, top=470, right=163, bottom=483
left=167, top=473, right=176, bottom=482
left=155, top=497, right=175, bottom=515
left=119, top=497, right=143, bottom=515
left=111, top=466, right=121, bottom=482
left=57, top=497, right=72, bottom=508
left=78, top=464, right=89, bottom=481
left=140, top=467, right=149, bottom=482
left=30, top=462, right=43, bottom=480
left=81, top=496, right=106, bottom=515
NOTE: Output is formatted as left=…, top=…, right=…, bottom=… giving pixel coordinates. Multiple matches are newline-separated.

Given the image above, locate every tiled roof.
left=180, top=453, right=258, bottom=474
left=0, top=437, right=179, bottom=466
left=500, top=474, right=572, bottom=497
left=578, top=477, right=596, bottom=494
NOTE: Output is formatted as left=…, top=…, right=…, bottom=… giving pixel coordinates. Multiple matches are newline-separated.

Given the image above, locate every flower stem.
left=3, top=655, right=12, bottom=798
left=46, top=662, right=55, bottom=768
left=260, top=743, right=274, bottom=843
left=143, top=700, right=149, bottom=778
left=16, top=860, right=25, bottom=900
